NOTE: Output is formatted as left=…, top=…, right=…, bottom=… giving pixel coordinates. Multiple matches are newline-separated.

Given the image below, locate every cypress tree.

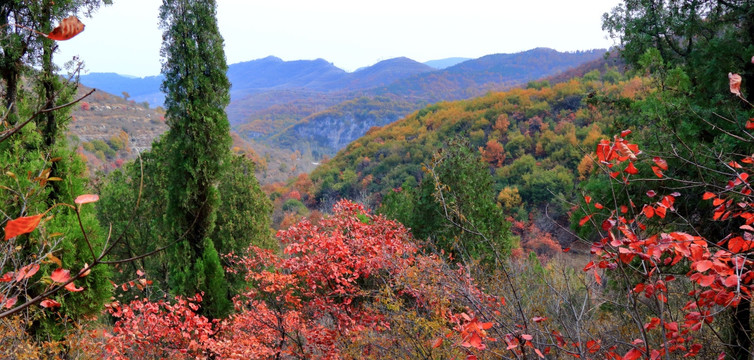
left=159, top=0, right=232, bottom=317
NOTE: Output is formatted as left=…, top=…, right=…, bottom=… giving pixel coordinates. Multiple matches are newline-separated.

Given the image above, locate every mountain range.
left=78, top=48, right=607, bottom=183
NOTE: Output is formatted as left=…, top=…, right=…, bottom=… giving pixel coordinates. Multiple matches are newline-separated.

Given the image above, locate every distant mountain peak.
left=424, top=57, right=471, bottom=69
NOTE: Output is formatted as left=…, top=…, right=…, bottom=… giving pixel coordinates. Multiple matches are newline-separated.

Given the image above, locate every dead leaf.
left=47, top=16, right=84, bottom=41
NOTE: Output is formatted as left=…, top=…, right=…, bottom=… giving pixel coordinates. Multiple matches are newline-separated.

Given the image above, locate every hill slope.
left=309, top=70, right=638, bottom=231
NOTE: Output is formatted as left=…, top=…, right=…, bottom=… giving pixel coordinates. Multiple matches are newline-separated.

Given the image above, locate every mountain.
left=375, top=48, right=606, bottom=102
left=240, top=48, right=605, bottom=161
left=270, top=96, right=420, bottom=159
left=77, top=72, right=164, bottom=106
left=77, top=49, right=609, bottom=183
left=423, top=57, right=471, bottom=69
left=79, top=55, right=432, bottom=109
left=68, top=85, right=260, bottom=174
left=338, top=57, right=434, bottom=90
left=227, top=56, right=347, bottom=96
left=308, top=70, right=632, bottom=242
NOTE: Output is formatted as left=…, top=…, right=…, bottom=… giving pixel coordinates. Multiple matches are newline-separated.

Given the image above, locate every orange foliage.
left=480, top=139, right=505, bottom=167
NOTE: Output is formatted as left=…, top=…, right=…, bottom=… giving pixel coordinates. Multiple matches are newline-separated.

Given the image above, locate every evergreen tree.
left=0, top=0, right=112, bottom=343
left=380, top=139, right=514, bottom=264
left=159, top=0, right=233, bottom=318
left=97, top=146, right=275, bottom=302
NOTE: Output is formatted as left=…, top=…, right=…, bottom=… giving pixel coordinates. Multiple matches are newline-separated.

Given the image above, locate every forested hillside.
left=241, top=48, right=606, bottom=181
left=81, top=48, right=606, bottom=183
left=8, top=1, right=754, bottom=359
left=312, top=71, right=625, bottom=209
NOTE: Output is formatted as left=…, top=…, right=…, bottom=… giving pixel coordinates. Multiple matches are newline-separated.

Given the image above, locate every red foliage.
left=578, top=131, right=754, bottom=359
left=103, top=294, right=218, bottom=359
left=104, top=200, right=417, bottom=359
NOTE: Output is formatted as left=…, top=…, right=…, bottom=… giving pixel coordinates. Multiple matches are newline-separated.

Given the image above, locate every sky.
left=56, top=0, right=622, bottom=77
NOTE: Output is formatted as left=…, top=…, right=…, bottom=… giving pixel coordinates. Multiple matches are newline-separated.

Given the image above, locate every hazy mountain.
left=423, top=57, right=471, bottom=69
left=80, top=55, right=433, bottom=109
left=78, top=49, right=608, bottom=180
left=375, top=48, right=606, bottom=102
left=77, top=72, right=164, bottom=105
left=337, top=57, right=434, bottom=90
left=227, top=56, right=347, bottom=95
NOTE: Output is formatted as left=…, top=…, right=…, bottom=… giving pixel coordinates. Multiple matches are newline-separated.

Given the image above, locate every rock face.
left=270, top=96, right=418, bottom=158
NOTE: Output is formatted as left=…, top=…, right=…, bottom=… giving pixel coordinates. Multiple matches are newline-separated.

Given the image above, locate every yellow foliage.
left=577, top=153, right=596, bottom=180
left=497, top=186, right=522, bottom=210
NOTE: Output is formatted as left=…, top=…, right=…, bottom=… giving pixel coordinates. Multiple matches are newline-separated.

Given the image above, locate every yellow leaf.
left=46, top=253, right=62, bottom=267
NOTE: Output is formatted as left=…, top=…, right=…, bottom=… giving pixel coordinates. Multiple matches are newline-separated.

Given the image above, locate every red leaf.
left=51, top=268, right=71, bottom=283
left=747, top=119, right=754, bottom=130
left=594, top=202, right=604, bottom=209
left=74, top=194, right=99, bottom=205
left=0, top=272, right=12, bottom=282
left=724, top=275, right=739, bottom=288
left=653, top=157, right=668, bottom=170
left=15, top=264, right=40, bottom=281
left=623, top=348, right=642, bottom=360
left=535, top=348, right=545, bottom=358
left=40, top=299, right=61, bottom=309
left=624, top=162, right=639, bottom=175
left=651, top=166, right=664, bottom=178
left=4, top=214, right=43, bottom=240
left=583, top=261, right=595, bottom=272
left=47, top=16, right=85, bottom=41
left=646, top=190, right=657, bottom=197
left=695, top=260, right=713, bottom=272
left=642, top=205, right=655, bottom=219
left=621, top=129, right=632, bottom=138
left=698, top=275, right=715, bottom=287
left=633, top=283, right=645, bottom=293
left=655, top=206, right=667, bottom=219
left=4, top=296, right=17, bottom=309
left=579, top=214, right=593, bottom=227
left=532, top=316, right=548, bottom=323
left=432, top=337, right=443, bottom=348
left=596, top=141, right=611, bottom=163
left=521, top=334, right=533, bottom=341
left=584, top=195, right=592, bottom=204
left=703, top=192, right=717, bottom=200
left=65, top=282, right=84, bottom=292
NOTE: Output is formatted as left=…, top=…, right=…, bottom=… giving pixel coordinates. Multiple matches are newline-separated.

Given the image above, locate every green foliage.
left=157, top=0, right=233, bottom=317
left=0, top=1, right=113, bottom=340
left=380, top=140, right=514, bottom=263
left=98, top=144, right=274, bottom=303
left=314, top=75, right=628, bottom=216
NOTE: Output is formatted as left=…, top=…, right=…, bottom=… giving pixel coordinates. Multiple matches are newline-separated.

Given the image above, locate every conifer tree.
left=0, top=0, right=112, bottom=343
left=159, top=0, right=232, bottom=317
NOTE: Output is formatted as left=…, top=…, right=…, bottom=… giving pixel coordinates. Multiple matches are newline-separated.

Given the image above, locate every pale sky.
left=56, top=0, right=622, bottom=77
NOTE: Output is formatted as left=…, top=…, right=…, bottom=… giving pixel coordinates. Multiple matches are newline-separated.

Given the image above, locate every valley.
left=73, top=47, right=606, bottom=181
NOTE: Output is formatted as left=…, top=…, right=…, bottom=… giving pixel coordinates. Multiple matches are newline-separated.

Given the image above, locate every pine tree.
left=159, top=0, right=232, bottom=318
